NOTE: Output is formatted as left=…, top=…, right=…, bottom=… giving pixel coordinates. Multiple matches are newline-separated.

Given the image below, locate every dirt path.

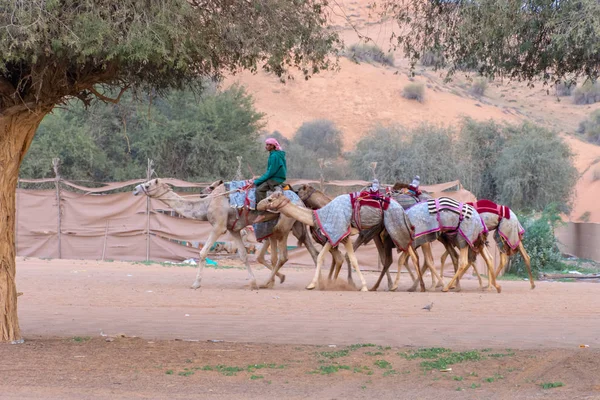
left=2, top=257, right=600, bottom=399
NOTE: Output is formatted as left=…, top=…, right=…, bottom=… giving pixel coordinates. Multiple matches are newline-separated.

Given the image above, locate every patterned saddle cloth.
left=427, top=197, right=474, bottom=220
left=467, top=199, right=511, bottom=219
left=349, top=190, right=390, bottom=231
left=225, top=180, right=292, bottom=210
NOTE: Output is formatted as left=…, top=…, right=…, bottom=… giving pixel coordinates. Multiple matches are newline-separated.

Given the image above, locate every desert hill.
left=223, top=0, right=600, bottom=223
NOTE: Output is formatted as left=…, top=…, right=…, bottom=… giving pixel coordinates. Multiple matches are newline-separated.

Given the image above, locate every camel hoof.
left=441, top=286, right=450, bottom=292
left=496, top=285, right=502, bottom=293
left=407, top=286, right=417, bottom=293
left=191, top=281, right=201, bottom=290
left=279, top=274, right=286, bottom=284
left=260, top=280, right=275, bottom=289
left=250, top=281, right=259, bottom=290
left=306, top=283, right=316, bottom=290
left=369, top=287, right=378, bottom=292
left=530, top=284, right=536, bottom=290
left=360, top=286, right=368, bottom=292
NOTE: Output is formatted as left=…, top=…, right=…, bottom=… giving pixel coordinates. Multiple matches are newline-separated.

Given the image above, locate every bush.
left=348, top=123, right=458, bottom=184
left=576, top=110, right=600, bottom=144
left=402, top=83, right=425, bottom=102
left=420, top=50, right=444, bottom=67
left=469, top=78, right=488, bottom=97
left=509, top=205, right=567, bottom=276
left=555, top=81, right=576, bottom=97
left=572, top=81, right=600, bottom=105
left=293, top=119, right=344, bottom=158
left=493, top=123, right=578, bottom=212
left=345, top=43, right=394, bottom=66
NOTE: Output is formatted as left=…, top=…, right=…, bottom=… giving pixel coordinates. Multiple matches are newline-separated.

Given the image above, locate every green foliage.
left=0, top=1, right=340, bottom=112
left=293, top=119, right=343, bottom=158
left=345, top=43, right=394, bottom=66
left=401, top=83, right=425, bottom=102
left=349, top=124, right=457, bottom=184
left=577, top=110, right=600, bottom=144
left=380, top=0, right=600, bottom=83
left=21, top=85, right=265, bottom=181
left=455, top=118, right=505, bottom=201
left=493, top=123, right=578, bottom=211
left=572, top=81, right=600, bottom=105
left=541, top=382, right=564, bottom=389
left=469, top=78, right=488, bottom=97
left=510, top=205, right=567, bottom=276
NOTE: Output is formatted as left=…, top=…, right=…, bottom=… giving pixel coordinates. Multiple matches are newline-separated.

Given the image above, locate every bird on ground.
left=422, top=302, right=434, bottom=311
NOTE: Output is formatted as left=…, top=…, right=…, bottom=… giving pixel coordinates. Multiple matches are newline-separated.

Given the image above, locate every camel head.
left=295, top=184, right=316, bottom=202
left=257, top=191, right=289, bottom=211
left=201, top=180, right=224, bottom=195
left=133, top=178, right=172, bottom=198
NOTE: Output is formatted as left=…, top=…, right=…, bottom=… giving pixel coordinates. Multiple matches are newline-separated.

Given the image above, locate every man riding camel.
left=252, top=138, right=287, bottom=205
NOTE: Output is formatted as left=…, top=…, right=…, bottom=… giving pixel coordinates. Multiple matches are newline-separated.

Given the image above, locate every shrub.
left=402, top=83, right=425, bottom=102
left=420, top=51, right=443, bottom=67
left=555, top=81, right=576, bottom=97
left=509, top=204, right=567, bottom=276
left=572, top=81, right=600, bottom=105
left=576, top=110, right=600, bottom=145
left=469, top=78, right=488, bottom=97
left=345, top=43, right=394, bottom=66
left=293, top=119, right=344, bottom=158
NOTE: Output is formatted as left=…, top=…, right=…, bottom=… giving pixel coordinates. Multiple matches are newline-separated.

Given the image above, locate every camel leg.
left=331, top=248, right=345, bottom=280
left=343, top=234, right=369, bottom=286
left=370, top=250, right=400, bottom=291
left=481, top=245, right=501, bottom=293
left=518, top=242, right=535, bottom=289
left=260, top=238, right=281, bottom=288
left=344, top=239, right=368, bottom=292
left=192, top=228, right=223, bottom=289
left=443, top=245, right=459, bottom=289
left=374, top=235, right=394, bottom=290
left=390, top=251, right=411, bottom=292
left=408, top=244, right=438, bottom=292
left=327, top=256, right=336, bottom=280
left=257, top=239, right=285, bottom=283
left=262, top=236, right=289, bottom=288
left=489, top=252, right=507, bottom=290
left=307, top=242, right=331, bottom=290
left=442, top=247, right=470, bottom=292
left=230, top=230, right=259, bottom=290
left=461, top=262, right=484, bottom=290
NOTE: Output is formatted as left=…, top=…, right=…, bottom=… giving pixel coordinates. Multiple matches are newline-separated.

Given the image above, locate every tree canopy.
left=0, top=0, right=340, bottom=114
left=381, top=0, right=600, bottom=84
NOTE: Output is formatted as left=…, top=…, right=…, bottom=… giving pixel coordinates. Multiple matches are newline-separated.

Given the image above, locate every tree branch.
left=88, top=84, right=130, bottom=104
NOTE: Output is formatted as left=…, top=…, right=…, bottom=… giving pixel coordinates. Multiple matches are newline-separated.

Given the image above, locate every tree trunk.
left=0, top=108, right=50, bottom=343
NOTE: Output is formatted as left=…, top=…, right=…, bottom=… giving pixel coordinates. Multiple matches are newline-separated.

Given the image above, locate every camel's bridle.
left=299, top=186, right=316, bottom=203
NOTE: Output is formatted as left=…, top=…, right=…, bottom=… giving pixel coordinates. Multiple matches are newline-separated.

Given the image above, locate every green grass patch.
left=310, top=365, right=351, bottom=375
left=400, top=348, right=482, bottom=371
left=489, top=352, right=515, bottom=358
left=383, top=369, right=399, bottom=377
left=374, top=360, right=392, bottom=369
left=348, top=343, right=377, bottom=351
left=319, top=350, right=350, bottom=359
left=353, top=366, right=371, bottom=374
left=453, top=376, right=464, bottom=381
left=214, top=365, right=245, bottom=376
left=365, top=351, right=384, bottom=356
left=165, top=370, right=174, bottom=375
left=72, top=336, right=91, bottom=343
left=250, top=375, right=264, bottom=380
left=541, top=381, right=564, bottom=389
left=398, top=347, right=452, bottom=360
left=246, top=363, right=285, bottom=372
left=178, top=370, right=194, bottom=377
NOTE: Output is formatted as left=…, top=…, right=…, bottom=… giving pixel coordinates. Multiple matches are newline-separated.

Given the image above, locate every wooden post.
left=52, top=158, right=62, bottom=259
left=146, top=159, right=154, bottom=261
left=102, top=220, right=109, bottom=261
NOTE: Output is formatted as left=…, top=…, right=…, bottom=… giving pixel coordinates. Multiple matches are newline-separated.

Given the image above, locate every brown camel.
left=370, top=198, right=501, bottom=293
left=133, top=179, right=319, bottom=290
left=257, top=191, right=421, bottom=292
left=439, top=206, right=535, bottom=290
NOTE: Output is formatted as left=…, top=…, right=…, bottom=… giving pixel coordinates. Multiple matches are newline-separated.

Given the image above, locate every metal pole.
left=52, top=158, right=62, bottom=259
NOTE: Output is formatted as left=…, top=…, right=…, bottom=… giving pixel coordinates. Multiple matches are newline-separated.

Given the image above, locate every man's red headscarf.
left=265, top=138, right=282, bottom=150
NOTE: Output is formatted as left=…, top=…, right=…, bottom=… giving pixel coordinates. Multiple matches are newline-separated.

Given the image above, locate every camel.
left=297, top=184, right=451, bottom=291
left=133, top=178, right=319, bottom=290
left=370, top=197, right=501, bottom=293
left=439, top=203, right=535, bottom=290
left=257, top=191, right=422, bottom=292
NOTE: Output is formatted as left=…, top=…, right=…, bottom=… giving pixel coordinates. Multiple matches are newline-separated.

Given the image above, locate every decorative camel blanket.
left=496, top=209, right=525, bottom=250
left=408, top=198, right=486, bottom=249
left=467, top=199, right=511, bottom=220
left=389, top=191, right=431, bottom=210
left=382, top=198, right=414, bottom=251
left=313, top=194, right=353, bottom=247
left=252, top=190, right=303, bottom=242
left=225, top=180, right=256, bottom=209
left=349, top=190, right=390, bottom=231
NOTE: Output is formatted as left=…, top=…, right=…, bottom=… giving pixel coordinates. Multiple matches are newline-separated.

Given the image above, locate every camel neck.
left=154, top=190, right=211, bottom=221
left=276, top=201, right=314, bottom=226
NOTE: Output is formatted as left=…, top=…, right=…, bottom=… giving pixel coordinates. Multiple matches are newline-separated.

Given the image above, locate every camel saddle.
left=467, top=199, right=511, bottom=220
left=427, top=197, right=474, bottom=220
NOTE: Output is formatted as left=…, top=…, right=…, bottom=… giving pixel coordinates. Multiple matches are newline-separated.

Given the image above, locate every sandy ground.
left=2, top=257, right=600, bottom=399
